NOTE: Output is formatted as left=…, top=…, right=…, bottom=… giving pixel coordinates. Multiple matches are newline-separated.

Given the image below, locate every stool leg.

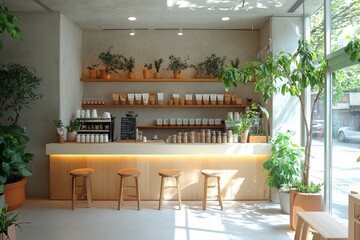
left=72, top=176, right=76, bottom=210
left=86, top=176, right=92, bottom=208
left=159, top=176, right=165, bottom=210
left=176, top=176, right=182, bottom=210
left=135, top=176, right=140, bottom=210
left=118, top=176, right=124, bottom=210
left=217, top=176, right=223, bottom=210
left=203, top=176, right=208, bottom=210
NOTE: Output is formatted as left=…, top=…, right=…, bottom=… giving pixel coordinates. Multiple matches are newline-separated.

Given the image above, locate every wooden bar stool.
left=201, top=169, right=223, bottom=210
left=158, top=169, right=182, bottom=210
left=117, top=168, right=141, bottom=210
left=69, top=168, right=94, bottom=210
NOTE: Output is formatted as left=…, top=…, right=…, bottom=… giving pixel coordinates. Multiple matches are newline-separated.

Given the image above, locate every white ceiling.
left=4, top=0, right=323, bottom=30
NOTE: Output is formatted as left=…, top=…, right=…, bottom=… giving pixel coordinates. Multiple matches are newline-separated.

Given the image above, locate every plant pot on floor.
left=0, top=224, right=16, bottom=240
left=4, top=177, right=27, bottom=211
left=278, top=191, right=290, bottom=214
left=290, top=190, right=323, bottom=230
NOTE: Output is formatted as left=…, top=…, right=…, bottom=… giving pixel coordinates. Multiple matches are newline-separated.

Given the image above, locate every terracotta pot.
left=209, top=73, right=214, bottom=79
left=290, top=190, right=323, bottom=230
left=239, top=130, right=249, bottom=143
left=128, top=72, right=135, bottom=79
left=67, top=131, right=77, bottom=142
left=143, top=69, right=150, bottom=79
left=173, top=70, right=181, bottom=79
left=99, top=69, right=111, bottom=79
left=195, top=72, right=201, bottom=79
left=4, top=177, right=27, bottom=211
left=88, top=69, right=97, bottom=79
left=0, top=224, right=16, bottom=240
left=154, top=72, right=161, bottom=79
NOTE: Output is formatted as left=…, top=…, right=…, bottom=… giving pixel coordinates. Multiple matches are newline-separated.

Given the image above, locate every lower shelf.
left=137, top=125, right=224, bottom=129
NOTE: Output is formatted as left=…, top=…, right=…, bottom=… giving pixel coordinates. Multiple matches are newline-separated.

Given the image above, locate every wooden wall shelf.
left=81, top=78, right=219, bottom=82
left=82, top=104, right=249, bottom=108
left=137, top=125, right=224, bottom=129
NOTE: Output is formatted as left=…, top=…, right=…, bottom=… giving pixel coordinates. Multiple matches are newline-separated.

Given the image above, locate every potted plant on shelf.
left=86, top=64, right=98, bottom=79
left=143, top=63, right=152, bottom=79
left=231, top=103, right=269, bottom=143
left=263, top=131, right=303, bottom=214
left=65, top=119, right=81, bottom=142
left=123, top=56, right=135, bottom=79
left=0, top=204, right=24, bottom=240
left=53, top=120, right=65, bottom=143
left=153, top=58, right=164, bottom=79
left=167, top=55, right=189, bottom=79
left=230, top=57, right=240, bottom=69
left=202, top=53, right=226, bottom=79
left=98, top=46, right=123, bottom=79
left=190, top=63, right=204, bottom=79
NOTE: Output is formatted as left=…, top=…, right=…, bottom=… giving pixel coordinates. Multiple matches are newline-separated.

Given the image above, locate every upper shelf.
left=81, top=78, right=220, bottom=82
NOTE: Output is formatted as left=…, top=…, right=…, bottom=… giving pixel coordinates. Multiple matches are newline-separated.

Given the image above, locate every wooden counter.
left=46, top=143, right=271, bottom=201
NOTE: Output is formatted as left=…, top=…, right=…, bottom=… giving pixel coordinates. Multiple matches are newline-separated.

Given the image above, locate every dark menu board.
left=120, top=117, right=136, bottom=140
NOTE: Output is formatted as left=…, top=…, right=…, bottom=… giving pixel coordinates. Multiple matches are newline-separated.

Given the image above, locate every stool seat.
left=117, top=168, right=141, bottom=177
left=159, top=169, right=183, bottom=177
left=201, top=169, right=222, bottom=177
left=70, top=168, right=94, bottom=177
left=158, top=168, right=182, bottom=210
left=117, top=168, right=141, bottom=210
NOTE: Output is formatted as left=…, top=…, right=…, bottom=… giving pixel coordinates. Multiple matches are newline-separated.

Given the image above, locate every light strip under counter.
left=46, top=142, right=271, bottom=155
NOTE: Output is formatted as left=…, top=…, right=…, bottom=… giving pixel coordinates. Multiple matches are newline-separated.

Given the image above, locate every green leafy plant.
left=0, top=125, right=33, bottom=193
left=167, top=55, right=189, bottom=72
left=291, top=179, right=323, bottom=194
left=202, top=53, right=226, bottom=78
left=123, top=56, right=135, bottom=72
left=144, top=63, right=152, bottom=70
left=53, top=120, right=64, bottom=128
left=65, top=119, right=81, bottom=132
left=0, top=204, right=25, bottom=239
left=0, top=63, right=43, bottom=125
left=190, top=63, right=204, bottom=74
left=154, top=58, right=164, bottom=73
left=231, top=103, right=269, bottom=134
left=220, top=40, right=326, bottom=190
left=0, top=2, right=22, bottom=50
left=230, top=57, right=240, bottom=68
left=344, top=35, right=360, bottom=62
left=98, top=46, right=123, bottom=74
left=86, top=64, right=98, bottom=70
left=263, top=131, right=303, bottom=190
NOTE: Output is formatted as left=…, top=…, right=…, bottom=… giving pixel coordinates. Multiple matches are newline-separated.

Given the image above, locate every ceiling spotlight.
left=130, top=29, right=135, bottom=36
left=128, top=16, right=136, bottom=21
left=178, top=29, right=183, bottom=36
left=221, top=17, right=230, bottom=21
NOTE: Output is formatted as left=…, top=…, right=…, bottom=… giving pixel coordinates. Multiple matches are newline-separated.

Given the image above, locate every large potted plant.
left=0, top=63, right=42, bottom=211
left=98, top=46, right=123, bottom=79
left=202, top=53, right=226, bottom=79
left=263, top=131, right=303, bottom=214
left=218, top=40, right=325, bottom=229
left=167, top=55, right=189, bottom=79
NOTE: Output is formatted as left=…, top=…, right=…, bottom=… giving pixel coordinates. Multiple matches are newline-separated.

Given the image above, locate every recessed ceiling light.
left=128, top=17, right=136, bottom=21
left=221, top=17, right=230, bottom=21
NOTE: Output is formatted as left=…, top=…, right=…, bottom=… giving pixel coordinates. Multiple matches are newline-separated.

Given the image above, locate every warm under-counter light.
left=177, top=29, right=183, bottom=36
left=221, top=17, right=230, bottom=21
left=128, top=16, right=136, bottom=21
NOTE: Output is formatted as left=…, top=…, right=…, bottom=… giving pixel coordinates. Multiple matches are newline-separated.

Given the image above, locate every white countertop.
left=46, top=143, right=271, bottom=155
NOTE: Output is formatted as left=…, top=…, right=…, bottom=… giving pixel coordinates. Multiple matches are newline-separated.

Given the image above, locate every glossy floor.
left=15, top=200, right=295, bottom=240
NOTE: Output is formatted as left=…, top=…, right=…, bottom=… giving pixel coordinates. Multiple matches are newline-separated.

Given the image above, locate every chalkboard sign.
left=120, top=117, right=137, bottom=140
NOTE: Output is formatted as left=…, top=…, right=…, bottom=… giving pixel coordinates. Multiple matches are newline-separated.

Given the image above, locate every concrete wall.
left=0, top=13, right=60, bottom=197
left=270, top=16, right=303, bottom=143
left=59, top=14, right=83, bottom=123
left=82, top=30, right=261, bottom=139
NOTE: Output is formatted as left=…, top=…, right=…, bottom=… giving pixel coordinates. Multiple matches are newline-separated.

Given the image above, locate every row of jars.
left=166, top=130, right=238, bottom=144
left=76, top=134, right=109, bottom=143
